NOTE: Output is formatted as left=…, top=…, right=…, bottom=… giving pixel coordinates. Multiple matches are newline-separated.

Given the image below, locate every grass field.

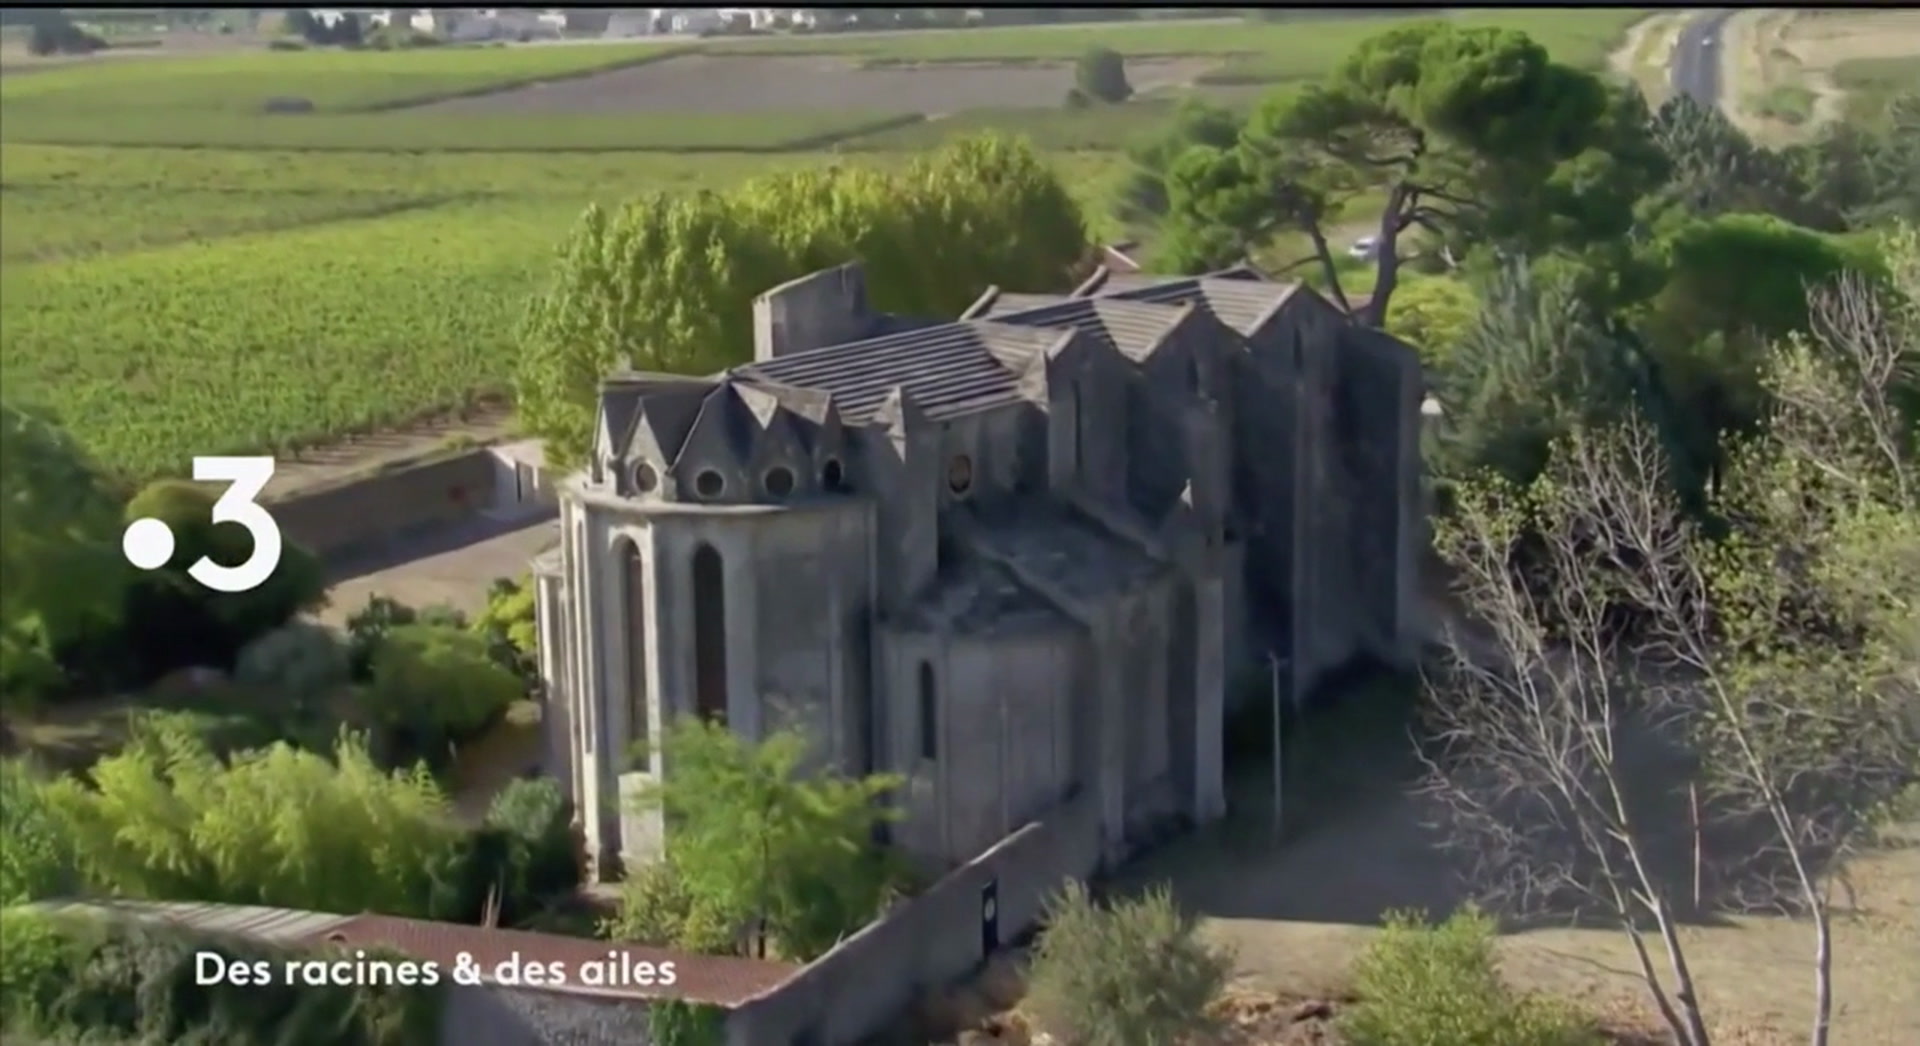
left=1833, top=56, right=1920, bottom=128
left=0, top=10, right=1645, bottom=482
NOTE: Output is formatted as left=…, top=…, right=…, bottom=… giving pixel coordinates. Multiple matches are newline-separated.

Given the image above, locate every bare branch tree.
left=1420, top=228, right=1919, bottom=1046
left=1419, top=415, right=1715, bottom=1046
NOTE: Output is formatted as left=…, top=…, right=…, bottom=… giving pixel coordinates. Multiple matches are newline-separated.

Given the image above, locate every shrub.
left=1341, top=907, right=1602, bottom=1046
left=1076, top=46, right=1133, bottom=104
left=114, top=480, right=326, bottom=683
left=38, top=724, right=471, bottom=919
left=1024, top=881, right=1233, bottom=1046
left=650, top=1000, right=727, bottom=1046
left=0, top=760, right=77, bottom=905
left=345, top=595, right=465, bottom=681
left=233, top=619, right=351, bottom=709
left=0, top=910, right=445, bottom=1045
left=266, top=38, right=306, bottom=51
left=1064, top=86, right=1093, bottom=109
left=363, top=623, right=523, bottom=742
left=472, top=574, right=539, bottom=686
left=484, top=777, right=581, bottom=916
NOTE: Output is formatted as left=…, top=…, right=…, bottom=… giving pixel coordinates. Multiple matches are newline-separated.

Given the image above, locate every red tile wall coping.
left=305, top=913, right=798, bottom=1009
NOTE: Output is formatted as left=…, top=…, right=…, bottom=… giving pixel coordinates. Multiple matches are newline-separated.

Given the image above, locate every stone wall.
left=731, top=791, right=1104, bottom=1044
left=270, top=449, right=500, bottom=563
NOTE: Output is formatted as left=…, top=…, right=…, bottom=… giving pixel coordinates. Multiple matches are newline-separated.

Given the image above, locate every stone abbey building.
left=531, top=260, right=1425, bottom=879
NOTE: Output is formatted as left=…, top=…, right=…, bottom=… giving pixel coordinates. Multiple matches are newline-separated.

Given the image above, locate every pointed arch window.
left=692, top=543, right=728, bottom=724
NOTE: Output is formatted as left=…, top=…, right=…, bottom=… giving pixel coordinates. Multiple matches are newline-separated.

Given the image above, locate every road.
left=1672, top=10, right=1734, bottom=106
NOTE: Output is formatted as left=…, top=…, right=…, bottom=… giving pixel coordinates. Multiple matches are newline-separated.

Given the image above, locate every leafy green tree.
left=1024, top=881, right=1234, bottom=1046
left=36, top=720, right=469, bottom=917
left=1385, top=276, right=1478, bottom=374
left=1161, top=21, right=1667, bottom=326
left=472, top=575, right=539, bottom=686
left=483, top=777, right=581, bottom=918
left=1114, top=97, right=1243, bottom=229
left=1643, top=94, right=1838, bottom=233
left=614, top=716, right=907, bottom=961
left=364, top=623, right=524, bottom=741
left=517, top=135, right=1089, bottom=468
left=0, top=404, right=125, bottom=705
left=1075, top=46, right=1132, bottom=104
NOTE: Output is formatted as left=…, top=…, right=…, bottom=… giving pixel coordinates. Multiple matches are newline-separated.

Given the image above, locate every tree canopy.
left=1157, top=20, right=1667, bottom=326
left=516, top=135, right=1089, bottom=468
left=0, top=404, right=126, bottom=703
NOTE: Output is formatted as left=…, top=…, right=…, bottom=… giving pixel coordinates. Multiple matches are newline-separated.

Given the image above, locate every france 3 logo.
left=120, top=457, right=282, bottom=594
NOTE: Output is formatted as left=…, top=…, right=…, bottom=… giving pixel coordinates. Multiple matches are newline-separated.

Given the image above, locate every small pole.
left=1690, top=782, right=1703, bottom=910
left=1270, top=653, right=1284, bottom=837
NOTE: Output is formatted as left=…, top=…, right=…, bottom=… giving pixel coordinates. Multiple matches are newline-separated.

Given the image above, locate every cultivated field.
left=1722, top=8, right=1920, bottom=141
left=0, top=10, right=1643, bottom=483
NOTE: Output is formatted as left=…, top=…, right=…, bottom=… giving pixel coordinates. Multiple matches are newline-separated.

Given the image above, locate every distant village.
left=294, top=8, right=998, bottom=43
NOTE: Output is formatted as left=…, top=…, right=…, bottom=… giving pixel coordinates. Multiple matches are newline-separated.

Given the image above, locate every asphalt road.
left=1672, top=10, right=1734, bottom=106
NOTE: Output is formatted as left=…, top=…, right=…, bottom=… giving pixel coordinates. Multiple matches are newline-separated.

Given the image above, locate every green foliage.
left=1075, top=46, right=1133, bottom=104
left=1161, top=20, right=1666, bottom=323
left=0, top=909, right=446, bottom=1046
left=0, top=403, right=125, bottom=704
left=1341, top=907, right=1601, bottom=1046
left=1386, top=277, right=1479, bottom=372
left=1024, top=881, right=1234, bottom=1046
left=472, top=575, right=539, bottom=686
left=1, top=760, right=78, bottom=905
left=1643, top=94, right=1837, bottom=232
left=26, top=13, right=104, bottom=56
left=649, top=999, right=728, bottom=1046
left=1428, top=260, right=1633, bottom=486
left=36, top=721, right=473, bottom=917
left=1113, top=97, right=1245, bottom=230
left=517, top=135, right=1089, bottom=468
left=603, top=856, right=742, bottom=955
left=113, top=480, right=327, bottom=681
left=482, top=777, right=581, bottom=915
left=617, top=716, right=909, bottom=961
left=364, top=623, right=524, bottom=740
left=232, top=620, right=351, bottom=708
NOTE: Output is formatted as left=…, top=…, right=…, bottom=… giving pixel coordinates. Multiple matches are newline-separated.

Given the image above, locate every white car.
left=1348, top=236, right=1379, bottom=260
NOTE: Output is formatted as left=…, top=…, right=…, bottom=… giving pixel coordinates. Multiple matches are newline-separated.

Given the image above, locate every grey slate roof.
left=986, top=297, right=1192, bottom=365
left=1097, top=276, right=1299, bottom=337
left=732, top=320, right=1070, bottom=424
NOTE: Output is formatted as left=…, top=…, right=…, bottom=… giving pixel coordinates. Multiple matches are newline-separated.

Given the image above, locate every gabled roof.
left=986, top=296, right=1192, bottom=365
left=1094, top=275, right=1302, bottom=338
left=732, top=320, right=1070, bottom=424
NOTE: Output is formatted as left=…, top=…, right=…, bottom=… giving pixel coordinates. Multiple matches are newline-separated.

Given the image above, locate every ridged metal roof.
left=734, top=320, right=1066, bottom=424
left=984, top=291, right=1074, bottom=316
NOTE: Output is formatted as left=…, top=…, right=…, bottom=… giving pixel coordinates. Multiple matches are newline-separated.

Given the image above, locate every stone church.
left=530, top=260, right=1425, bottom=880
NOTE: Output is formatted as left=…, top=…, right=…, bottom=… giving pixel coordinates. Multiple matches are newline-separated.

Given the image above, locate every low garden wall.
left=728, top=791, right=1103, bottom=1044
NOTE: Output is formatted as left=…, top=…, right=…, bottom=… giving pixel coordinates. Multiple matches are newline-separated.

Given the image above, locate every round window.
left=822, top=458, right=845, bottom=490
left=631, top=461, right=659, bottom=494
left=947, top=455, right=974, bottom=495
left=764, top=466, right=795, bottom=499
left=694, top=470, right=726, bottom=498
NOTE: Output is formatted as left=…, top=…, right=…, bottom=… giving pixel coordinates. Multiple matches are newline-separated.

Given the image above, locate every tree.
left=1075, top=46, right=1132, bottom=104
left=232, top=620, right=351, bottom=710
left=471, top=575, right=539, bottom=687
left=614, top=716, right=906, bottom=961
left=1643, top=94, right=1839, bottom=233
left=1418, top=227, right=1918, bottom=1046
left=1113, top=98, right=1242, bottom=228
left=517, top=135, right=1089, bottom=469
left=0, top=404, right=125, bottom=704
left=1023, top=881, right=1234, bottom=1046
left=1161, top=21, right=1667, bottom=327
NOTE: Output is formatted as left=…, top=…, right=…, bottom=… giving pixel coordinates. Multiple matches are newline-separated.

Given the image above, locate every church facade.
left=531, top=260, right=1425, bottom=879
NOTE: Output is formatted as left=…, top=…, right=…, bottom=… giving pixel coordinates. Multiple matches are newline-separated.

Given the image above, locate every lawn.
left=841, top=92, right=1271, bottom=152
left=0, top=185, right=433, bottom=262
left=0, top=42, right=682, bottom=114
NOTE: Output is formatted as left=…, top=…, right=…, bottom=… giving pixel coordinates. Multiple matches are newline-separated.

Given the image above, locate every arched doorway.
left=692, top=543, right=728, bottom=724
